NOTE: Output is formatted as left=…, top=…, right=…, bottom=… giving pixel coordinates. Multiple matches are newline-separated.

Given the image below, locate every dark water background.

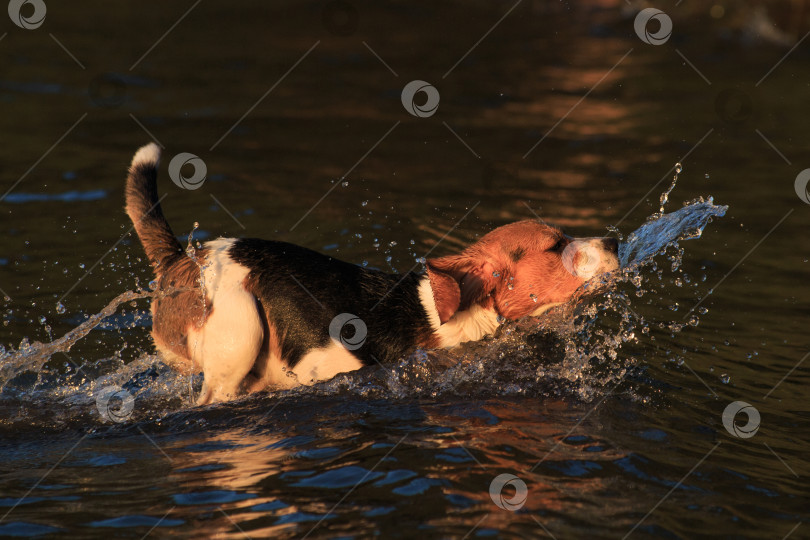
left=1, top=1, right=809, bottom=538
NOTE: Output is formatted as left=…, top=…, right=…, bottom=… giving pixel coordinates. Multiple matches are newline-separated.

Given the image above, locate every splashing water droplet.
left=55, top=302, right=66, bottom=314
left=342, top=181, right=349, bottom=187
left=720, top=373, right=730, bottom=384
left=149, top=280, right=158, bottom=290
left=530, top=293, right=538, bottom=303
left=38, top=316, right=47, bottom=325
left=492, top=272, right=501, bottom=277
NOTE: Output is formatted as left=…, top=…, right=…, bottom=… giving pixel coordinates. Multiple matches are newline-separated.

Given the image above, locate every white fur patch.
left=190, top=238, right=264, bottom=404
left=131, top=142, right=161, bottom=168
left=530, top=302, right=562, bottom=317
left=291, top=340, right=364, bottom=385
left=418, top=276, right=442, bottom=331
left=435, top=304, right=500, bottom=348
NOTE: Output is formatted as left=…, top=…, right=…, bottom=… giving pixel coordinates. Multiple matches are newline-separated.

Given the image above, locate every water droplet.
left=704, top=173, right=710, bottom=179
left=38, top=315, right=47, bottom=325
left=720, top=373, right=730, bottom=384
left=341, top=181, right=349, bottom=187
left=361, top=200, right=368, bottom=207
left=496, top=315, right=506, bottom=324
left=193, top=221, right=199, bottom=229
left=361, top=260, right=368, bottom=267
left=148, top=280, right=158, bottom=290
left=55, top=302, right=66, bottom=314
left=675, top=163, right=682, bottom=174
left=78, top=263, right=85, bottom=269
left=492, top=272, right=500, bottom=277
left=530, top=293, right=537, bottom=303
left=389, top=241, right=397, bottom=247
left=507, top=283, right=514, bottom=290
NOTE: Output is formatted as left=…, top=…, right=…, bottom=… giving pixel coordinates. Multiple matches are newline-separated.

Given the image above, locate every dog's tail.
left=125, top=143, right=183, bottom=274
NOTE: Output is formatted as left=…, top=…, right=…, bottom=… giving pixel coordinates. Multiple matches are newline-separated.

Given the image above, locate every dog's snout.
left=601, top=237, right=619, bottom=254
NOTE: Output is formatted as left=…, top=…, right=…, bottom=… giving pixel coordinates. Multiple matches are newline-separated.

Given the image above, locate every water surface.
left=1, top=1, right=809, bottom=538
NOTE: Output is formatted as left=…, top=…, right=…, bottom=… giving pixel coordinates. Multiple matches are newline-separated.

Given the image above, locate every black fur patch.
left=229, top=239, right=433, bottom=368
left=509, top=246, right=526, bottom=262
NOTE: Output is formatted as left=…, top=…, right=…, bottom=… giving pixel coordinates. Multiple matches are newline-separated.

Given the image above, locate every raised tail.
left=125, top=143, right=183, bottom=273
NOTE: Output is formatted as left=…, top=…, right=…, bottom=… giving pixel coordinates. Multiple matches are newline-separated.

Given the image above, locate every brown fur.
left=150, top=251, right=210, bottom=368
left=427, top=220, right=584, bottom=321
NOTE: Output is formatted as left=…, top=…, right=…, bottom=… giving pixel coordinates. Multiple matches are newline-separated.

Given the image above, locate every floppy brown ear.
left=425, top=265, right=460, bottom=324
left=427, top=254, right=498, bottom=315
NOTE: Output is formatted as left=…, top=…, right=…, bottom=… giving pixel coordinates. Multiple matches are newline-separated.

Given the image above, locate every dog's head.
left=426, top=220, right=619, bottom=322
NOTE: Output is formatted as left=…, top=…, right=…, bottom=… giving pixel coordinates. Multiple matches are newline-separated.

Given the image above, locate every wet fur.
left=124, top=143, right=618, bottom=404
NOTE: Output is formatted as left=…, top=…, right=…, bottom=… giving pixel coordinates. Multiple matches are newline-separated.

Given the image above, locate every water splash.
left=0, top=173, right=728, bottom=420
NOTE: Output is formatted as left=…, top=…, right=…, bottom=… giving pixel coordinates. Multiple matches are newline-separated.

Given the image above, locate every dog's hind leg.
left=190, top=240, right=263, bottom=405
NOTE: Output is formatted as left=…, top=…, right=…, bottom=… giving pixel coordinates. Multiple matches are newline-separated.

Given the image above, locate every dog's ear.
left=425, top=264, right=460, bottom=324
left=427, top=254, right=499, bottom=318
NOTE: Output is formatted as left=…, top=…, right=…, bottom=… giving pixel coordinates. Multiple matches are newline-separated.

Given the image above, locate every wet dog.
left=125, top=143, right=619, bottom=404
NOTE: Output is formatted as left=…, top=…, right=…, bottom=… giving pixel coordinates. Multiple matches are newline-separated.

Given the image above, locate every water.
left=2, top=1, right=810, bottom=538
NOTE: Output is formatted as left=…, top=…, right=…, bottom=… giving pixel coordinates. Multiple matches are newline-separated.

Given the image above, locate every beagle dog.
left=125, top=143, right=619, bottom=404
